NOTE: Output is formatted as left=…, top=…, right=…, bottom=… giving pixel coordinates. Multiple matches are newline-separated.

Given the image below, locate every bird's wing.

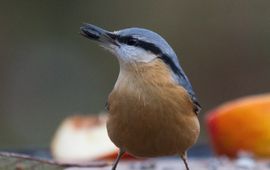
left=175, top=67, right=201, bottom=115
left=159, top=55, right=201, bottom=115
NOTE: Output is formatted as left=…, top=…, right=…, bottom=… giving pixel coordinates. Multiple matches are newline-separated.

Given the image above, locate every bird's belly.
left=107, top=104, right=200, bottom=157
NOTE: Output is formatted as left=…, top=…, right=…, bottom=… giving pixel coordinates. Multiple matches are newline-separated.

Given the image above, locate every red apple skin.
left=97, top=152, right=134, bottom=160
left=206, top=94, right=270, bottom=157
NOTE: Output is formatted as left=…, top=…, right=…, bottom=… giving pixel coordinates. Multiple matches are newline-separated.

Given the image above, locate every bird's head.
left=80, top=24, right=179, bottom=68
left=80, top=23, right=201, bottom=113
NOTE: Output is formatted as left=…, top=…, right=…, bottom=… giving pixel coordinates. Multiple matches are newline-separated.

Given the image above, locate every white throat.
left=113, top=44, right=157, bottom=64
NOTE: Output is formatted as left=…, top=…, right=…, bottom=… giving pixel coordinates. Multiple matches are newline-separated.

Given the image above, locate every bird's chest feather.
left=106, top=60, right=199, bottom=156
left=108, top=60, right=194, bottom=118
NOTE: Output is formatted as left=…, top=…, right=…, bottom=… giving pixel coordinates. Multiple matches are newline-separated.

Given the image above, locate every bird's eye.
left=126, top=38, right=138, bottom=46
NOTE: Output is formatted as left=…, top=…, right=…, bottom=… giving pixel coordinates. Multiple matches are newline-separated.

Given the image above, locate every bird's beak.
left=80, top=23, right=119, bottom=47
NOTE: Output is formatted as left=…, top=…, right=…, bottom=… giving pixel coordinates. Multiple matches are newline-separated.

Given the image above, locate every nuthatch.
left=80, top=24, right=201, bottom=170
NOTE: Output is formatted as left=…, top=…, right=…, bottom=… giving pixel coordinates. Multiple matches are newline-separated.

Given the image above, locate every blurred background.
left=0, top=0, right=269, bottom=149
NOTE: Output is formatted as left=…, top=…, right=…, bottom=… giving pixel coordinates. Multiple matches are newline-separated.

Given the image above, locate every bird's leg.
left=111, top=148, right=125, bottom=170
left=180, top=152, right=190, bottom=170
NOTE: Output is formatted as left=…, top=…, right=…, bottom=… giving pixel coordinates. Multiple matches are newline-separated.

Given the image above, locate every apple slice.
left=51, top=115, right=132, bottom=163
left=206, top=94, right=270, bottom=157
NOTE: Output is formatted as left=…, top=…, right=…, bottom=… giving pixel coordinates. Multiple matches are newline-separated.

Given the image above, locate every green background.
left=0, top=0, right=269, bottom=149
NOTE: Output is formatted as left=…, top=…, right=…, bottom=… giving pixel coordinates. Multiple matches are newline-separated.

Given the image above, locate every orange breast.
left=107, top=59, right=200, bottom=157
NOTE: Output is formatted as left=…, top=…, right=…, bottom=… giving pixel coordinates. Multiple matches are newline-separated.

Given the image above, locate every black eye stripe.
left=117, top=36, right=137, bottom=45
left=138, top=41, right=162, bottom=55
left=117, top=36, right=162, bottom=55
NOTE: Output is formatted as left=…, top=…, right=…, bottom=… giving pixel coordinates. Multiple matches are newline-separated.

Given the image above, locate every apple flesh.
left=206, top=94, right=270, bottom=157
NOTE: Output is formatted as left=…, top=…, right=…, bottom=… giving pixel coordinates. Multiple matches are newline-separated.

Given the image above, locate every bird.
left=80, top=23, right=201, bottom=170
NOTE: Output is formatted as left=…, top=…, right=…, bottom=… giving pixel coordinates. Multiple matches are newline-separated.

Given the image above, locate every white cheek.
left=114, top=45, right=157, bottom=63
